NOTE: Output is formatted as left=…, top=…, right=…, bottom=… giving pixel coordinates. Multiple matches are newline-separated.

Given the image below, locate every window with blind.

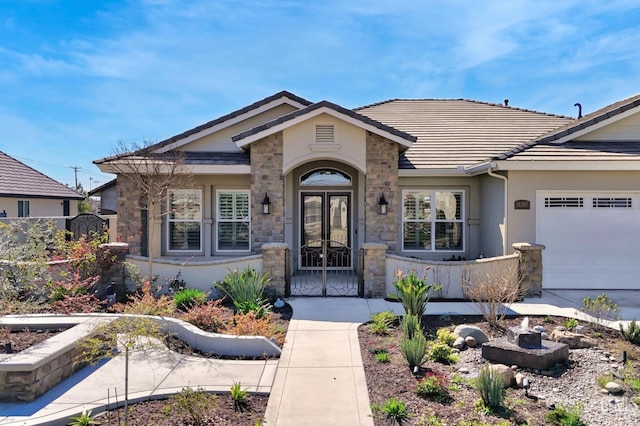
left=402, top=190, right=464, bottom=251
left=167, top=189, right=202, bottom=251
left=18, top=200, right=30, bottom=217
left=217, top=190, right=250, bottom=251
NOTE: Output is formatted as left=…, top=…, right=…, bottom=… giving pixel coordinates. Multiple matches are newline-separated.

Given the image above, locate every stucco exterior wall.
left=478, top=173, right=506, bottom=257
left=0, top=198, right=78, bottom=218
left=507, top=170, right=640, bottom=248
left=576, top=113, right=640, bottom=141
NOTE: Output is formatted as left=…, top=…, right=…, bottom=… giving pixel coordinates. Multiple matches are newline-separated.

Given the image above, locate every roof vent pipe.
left=504, top=99, right=509, bottom=106
left=574, top=102, right=583, bottom=119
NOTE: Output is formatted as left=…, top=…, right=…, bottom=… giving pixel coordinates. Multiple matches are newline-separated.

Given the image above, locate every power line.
left=68, top=165, right=82, bottom=189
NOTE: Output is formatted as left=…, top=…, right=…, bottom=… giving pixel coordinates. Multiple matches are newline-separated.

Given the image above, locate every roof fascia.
left=154, top=96, right=309, bottom=153
left=0, top=193, right=85, bottom=200
left=398, top=168, right=469, bottom=177
left=233, top=105, right=415, bottom=148
left=494, top=159, right=640, bottom=171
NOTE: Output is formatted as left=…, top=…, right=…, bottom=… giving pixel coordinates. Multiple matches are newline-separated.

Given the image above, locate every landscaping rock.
left=515, top=372, right=526, bottom=388
left=533, top=325, right=545, bottom=333
left=486, top=364, right=514, bottom=387
left=465, top=336, right=477, bottom=348
left=454, top=325, right=489, bottom=345
left=605, top=382, right=624, bottom=395
left=452, top=336, right=466, bottom=350
left=549, top=329, right=597, bottom=349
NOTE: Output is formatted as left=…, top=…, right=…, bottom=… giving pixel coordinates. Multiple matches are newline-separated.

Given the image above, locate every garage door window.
left=403, top=190, right=464, bottom=251
left=544, top=197, right=583, bottom=208
left=593, top=197, right=632, bottom=208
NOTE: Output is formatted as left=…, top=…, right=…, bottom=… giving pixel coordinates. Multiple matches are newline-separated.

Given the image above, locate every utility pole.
left=68, top=165, right=82, bottom=189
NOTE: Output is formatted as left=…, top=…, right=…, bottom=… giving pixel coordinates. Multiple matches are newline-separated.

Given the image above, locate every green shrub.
left=230, top=381, right=248, bottom=412
left=375, top=352, right=390, bottom=363
left=163, top=387, right=217, bottom=425
left=214, top=266, right=271, bottom=318
left=370, top=311, right=396, bottom=335
left=400, top=314, right=420, bottom=339
left=67, top=409, right=98, bottom=426
left=389, top=270, right=441, bottom=322
left=545, top=403, right=586, bottom=426
left=581, top=293, right=620, bottom=329
left=379, top=397, right=409, bottom=424
left=475, top=367, right=505, bottom=411
left=620, top=319, right=640, bottom=345
left=415, top=372, right=449, bottom=402
left=400, top=333, right=427, bottom=370
left=564, top=317, right=578, bottom=330
left=435, top=327, right=456, bottom=346
left=427, top=342, right=458, bottom=364
left=174, top=288, right=208, bottom=312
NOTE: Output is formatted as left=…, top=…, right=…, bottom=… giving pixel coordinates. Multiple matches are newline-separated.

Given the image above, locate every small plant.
left=230, top=381, right=249, bottom=411
left=545, top=403, right=586, bottom=426
left=596, top=373, right=611, bottom=389
left=543, top=315, right=555, bottom=324
left=564, top=317, right=578, bottom=330
left=427, top=342, right=458, bottom=364
left=400, top=333, right=427, bottom=370
left=370, top=311, right=396, bottom=335
left=67, top=409, right=99, bottom=426
left=214, top=266, right=271, bottom=318
left=174, top=288, right=208, bottom=311
left=223, top=311, right=286, bottom=346
left=163, top=387, right=217, bottom=426
left=400, top=314, right=420, bottom=340
left=180, top=299, right=227, bottom=332
left=379, top=397, right=409, bottom=424
left=581, top=293, right=620, bottom=329
left=167, top=269, right=187, bottom=294
left=435, top=327, right=456, bottom=346
left=475, top=367, right=505, bottom=411
left=620, top=319, right=640, bottom=345
left=376, top=351, right=391, bottom=363
left=415, top=371, right=449, bottom=402
left=389, top=269, right=441, bottom=323
left=111, top=281, right=176, bottom=315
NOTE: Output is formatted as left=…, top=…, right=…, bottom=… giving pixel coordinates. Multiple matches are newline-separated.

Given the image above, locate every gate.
left=286, top=240, right=363, bottom=297
left=66, top=213, right=109, bottom=241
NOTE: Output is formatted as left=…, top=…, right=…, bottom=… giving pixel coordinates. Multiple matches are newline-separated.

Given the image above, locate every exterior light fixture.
left=262, top=193, right=271, bottom=214
left=378, top=194, right=388, bottom=215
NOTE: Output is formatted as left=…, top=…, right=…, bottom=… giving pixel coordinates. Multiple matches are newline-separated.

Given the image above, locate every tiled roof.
left=497, top=92, right=640, bottom=161
left=232, top=100, right=417, bottom=145
left=0, top=151, right=84, bottom=199
left=501, top=141, right=640, bottom=162
left=355, top=99, right=573, bottom=169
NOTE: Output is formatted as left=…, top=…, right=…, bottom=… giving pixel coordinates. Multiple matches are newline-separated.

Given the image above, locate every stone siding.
left=251, top=132, right=285, bottom=252
left=512, top=242, right=545, bottom=297
left=362, top=243, right=388, bottom=298
left=116, top=175, right=143, bottom=255
left=261, top=243, right=287, bottom=297
left=365, top=133, right=399, bottom=251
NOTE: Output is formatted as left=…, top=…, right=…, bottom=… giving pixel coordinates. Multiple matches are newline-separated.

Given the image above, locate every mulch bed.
left=0, top=328, right=65, bottom=354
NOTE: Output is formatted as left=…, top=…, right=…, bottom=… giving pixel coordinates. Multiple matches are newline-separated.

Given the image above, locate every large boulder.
left=549, top=329, right=597, bottom=349
left=454, top=325, right=489, bottom=345
left=484, top=364, right=515, bottom=387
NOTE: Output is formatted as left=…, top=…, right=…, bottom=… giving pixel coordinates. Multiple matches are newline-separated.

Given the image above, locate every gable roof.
left=88, top=178, right=117, bottom=196
left=0, top=151, right=84, bottom=199
left=232, top=100, right=417, bottom=147
left=496, top=92, right=640, bottom=162
left=355, top=99, right=574, bottom=170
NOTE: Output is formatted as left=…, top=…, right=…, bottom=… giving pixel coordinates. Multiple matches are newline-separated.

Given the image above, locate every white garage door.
left=536, top=192, right=640, bottom=289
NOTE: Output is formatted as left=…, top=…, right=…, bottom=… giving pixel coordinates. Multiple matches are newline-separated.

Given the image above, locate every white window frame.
left=166, top=189, right=203, bottom=253
left=402, top=189, right=465, bottom=252
left=216, top=189, right=251, bottom=253
left=18, top=200, right=30, bottom=217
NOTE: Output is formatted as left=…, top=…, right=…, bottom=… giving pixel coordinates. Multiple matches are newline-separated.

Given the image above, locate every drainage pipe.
left=487, top=163, right=508, bottom=255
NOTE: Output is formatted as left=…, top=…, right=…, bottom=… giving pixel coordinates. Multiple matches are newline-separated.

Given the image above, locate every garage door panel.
left=537, top=192, right=640, bottom=290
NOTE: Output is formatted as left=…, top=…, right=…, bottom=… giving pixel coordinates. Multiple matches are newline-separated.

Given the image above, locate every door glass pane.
left=329, top=195, right=349, bottom=246
left=303, top=195, right=322, bottom=247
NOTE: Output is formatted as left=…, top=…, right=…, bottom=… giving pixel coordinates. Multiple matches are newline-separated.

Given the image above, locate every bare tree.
left=103, top=140, right=193, bottom=282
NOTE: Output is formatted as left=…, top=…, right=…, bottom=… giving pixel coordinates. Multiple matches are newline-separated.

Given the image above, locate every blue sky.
left=1, top=0, right=639, bottom=191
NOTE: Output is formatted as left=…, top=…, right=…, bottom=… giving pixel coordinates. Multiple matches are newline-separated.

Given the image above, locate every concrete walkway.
left=2, top=290, right=640, bottom=425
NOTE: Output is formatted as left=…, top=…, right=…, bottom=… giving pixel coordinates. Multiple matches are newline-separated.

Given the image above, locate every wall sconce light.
left=378, top=194, right=388, bottom=215
left=262, top=193, right=271, bottom=214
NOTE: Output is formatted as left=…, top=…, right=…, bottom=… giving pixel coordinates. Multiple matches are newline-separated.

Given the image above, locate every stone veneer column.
left=362, top=243, right=388, bottom=298
left=365, top=133, right=399, bottom=251
left=116, top=175, right=143, bottom=255
left=251, top=132, right=285, bottom=253
left=261, top=243, right=287, bottom=297
left=512, top=242, right=545, bottom=297
left=96, top=242, right=129, bottom=299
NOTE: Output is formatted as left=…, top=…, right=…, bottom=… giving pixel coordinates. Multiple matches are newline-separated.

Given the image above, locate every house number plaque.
left=514, top=199, right=530, bottom=210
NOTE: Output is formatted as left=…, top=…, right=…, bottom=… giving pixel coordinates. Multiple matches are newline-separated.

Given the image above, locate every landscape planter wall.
left=385, top=253, right=521, bottom=299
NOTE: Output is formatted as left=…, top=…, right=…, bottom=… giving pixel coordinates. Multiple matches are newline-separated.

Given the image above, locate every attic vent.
left=315, top=125, right=334, bottom=144
left=593, top=197, right=632, bottom=208
left=544, top=197, right=584, bottom=208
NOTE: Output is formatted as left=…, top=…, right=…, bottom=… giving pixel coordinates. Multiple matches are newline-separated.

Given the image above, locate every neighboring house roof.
left=88, top=178, right=117, bottom=196
left=355, top=99, right=574, bottom=170
left=496, top=92, right=640, bottom=161
left=232, top=100, right=417, bottom=148
left=0, top=151, right=84, bottom=199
